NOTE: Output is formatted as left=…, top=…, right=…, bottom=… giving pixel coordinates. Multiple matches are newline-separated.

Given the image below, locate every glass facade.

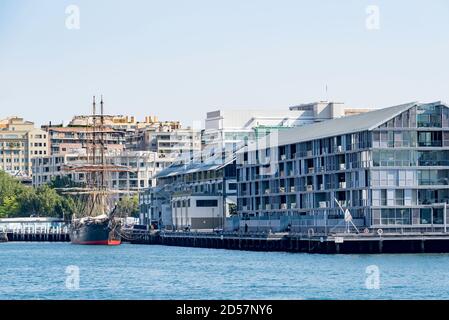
left=236, top=102, right=449, bottom=230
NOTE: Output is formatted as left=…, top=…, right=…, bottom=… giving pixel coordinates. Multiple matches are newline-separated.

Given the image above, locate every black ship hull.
left=70, top=218, right=121, bottom=246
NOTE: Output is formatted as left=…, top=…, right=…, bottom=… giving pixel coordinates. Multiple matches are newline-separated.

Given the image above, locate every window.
left=417, top=105, right=442, bottom=128
left=418, top=131, right=442, bottom=147
left=228, top=183, right=237, bottom=191
left=196, top=200, right=218, bottom=207
left=420, top=208, right=432, bottom=224
left=380, top=208, right=411, bottom=225
left=395, top=189, right=404, bottom=205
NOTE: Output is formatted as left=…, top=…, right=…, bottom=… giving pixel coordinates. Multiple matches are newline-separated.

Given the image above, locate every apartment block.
left=0, top=117, right=49, bottom=177
left=236, top=101, right=449, bottom=233
left=140, top=154, right=237, bottom=230
left=32, top=153, right=87, bottom=186
left=44, top=126, right=125, bottom=155
left=127, top=125, right=202, bottom=165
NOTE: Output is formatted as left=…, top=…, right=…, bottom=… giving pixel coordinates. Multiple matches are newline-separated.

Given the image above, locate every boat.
left=70, top=213, right=121, bottom=246
left=62, top=97, right=130, bottom=246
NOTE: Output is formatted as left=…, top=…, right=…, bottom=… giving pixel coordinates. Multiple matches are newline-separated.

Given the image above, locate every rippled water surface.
left=0, top=242, right=448, bottom=299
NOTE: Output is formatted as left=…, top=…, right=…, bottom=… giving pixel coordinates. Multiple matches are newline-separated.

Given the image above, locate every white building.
left=140, top=153, right=237, bottom=230
left=202, top=102, right=370, bottom=157
left=127, top=125, right=202, bottom=164
left=109, top=151, right=161, bottom=192
left=32, top=150, right=166, bottom=196
left=32, top=152, right=88, bottom=187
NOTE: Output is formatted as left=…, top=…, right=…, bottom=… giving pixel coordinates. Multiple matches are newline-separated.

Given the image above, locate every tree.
left=58, top=196, right=79, bottom=222
left=18, top=186, right=39, bottom=216
left=0, top=170, right=83, bottom=218
left=34, top=185, right=63, bottom=217
left=116, top=195, right=139, bottom=218
left=228, top=203, right=237, bottom=216
left=0, top=171, right=26, bottom=217
left=0, top=195, right=20, bottom=218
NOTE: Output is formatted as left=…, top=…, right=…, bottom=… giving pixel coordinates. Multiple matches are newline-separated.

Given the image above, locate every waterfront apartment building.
left=140, top=154, right=237, bottom=230
left=236, top=101, right=449, bottom=233
left=203, top=102, right=370, bottom=158
left=0, top=117, right=49, bottom=177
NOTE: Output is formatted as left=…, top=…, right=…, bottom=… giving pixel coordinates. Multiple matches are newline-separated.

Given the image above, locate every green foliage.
left=0, top=171, right=78, bottom=218
left=228, top=203, right=237, bottom=216
left=0, top=195, right=20, bottom=218
left=116, top=195, right=139, bottom=218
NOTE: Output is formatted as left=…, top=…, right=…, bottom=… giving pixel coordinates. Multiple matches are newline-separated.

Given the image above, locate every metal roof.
left=265, top=101, right=423, bottom=147
left=154, top=154, right=235, bottom=179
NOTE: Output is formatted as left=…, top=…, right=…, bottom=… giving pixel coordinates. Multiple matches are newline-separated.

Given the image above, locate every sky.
left=0, top=0, right=448, bottom=127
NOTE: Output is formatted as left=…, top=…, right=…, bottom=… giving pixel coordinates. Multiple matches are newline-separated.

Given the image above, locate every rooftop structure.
left=203, top=102, right=370, bottom=158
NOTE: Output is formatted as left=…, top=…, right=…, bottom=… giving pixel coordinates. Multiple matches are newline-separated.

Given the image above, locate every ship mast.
left=61, top=96, right=132, bottom=220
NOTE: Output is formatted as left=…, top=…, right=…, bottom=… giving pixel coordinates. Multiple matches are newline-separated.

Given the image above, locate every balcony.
left=319, top=201, right=328, bottom=208
left=339, top=182, right=347, bottom=189
left=336, top=200, right=348, bottom=207
left=339, top=163, right=346, bottom=170
left=290, top=186, right=296, bottom=192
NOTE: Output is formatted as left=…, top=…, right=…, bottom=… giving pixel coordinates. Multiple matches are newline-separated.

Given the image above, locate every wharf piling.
left=127, top=230, right=449, bottom=254
left=4, top=227, right=70, bottom=242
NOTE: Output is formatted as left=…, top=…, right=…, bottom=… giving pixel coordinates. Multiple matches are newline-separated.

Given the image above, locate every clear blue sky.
left=0, top=0, right=448, bottom=126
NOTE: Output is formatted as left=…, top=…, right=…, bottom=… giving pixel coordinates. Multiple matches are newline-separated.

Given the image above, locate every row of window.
left=172, top=199, right=219, bottom=208
left=372, top=208, right=445, bottom=226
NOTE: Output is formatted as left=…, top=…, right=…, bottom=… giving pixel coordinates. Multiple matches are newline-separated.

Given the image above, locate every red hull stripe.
left=72, top=240, right=121, bottom=246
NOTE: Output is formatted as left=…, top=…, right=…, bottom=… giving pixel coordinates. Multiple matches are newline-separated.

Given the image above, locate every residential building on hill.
left=0, top=117, right=49, bottom=177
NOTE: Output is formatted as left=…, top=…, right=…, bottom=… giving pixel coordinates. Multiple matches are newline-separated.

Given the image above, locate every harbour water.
left=0, top=242, right=448, bottom=300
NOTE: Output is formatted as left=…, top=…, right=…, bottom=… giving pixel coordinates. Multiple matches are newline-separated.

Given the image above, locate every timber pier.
left=128, top=230, right=449, bottom=254
left=2, top=226, right=70, bottom=242
left=4, top=225, right=449, bottom=254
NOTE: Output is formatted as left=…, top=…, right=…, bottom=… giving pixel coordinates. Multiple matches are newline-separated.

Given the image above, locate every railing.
left=1, top=225, right=70, bottom=234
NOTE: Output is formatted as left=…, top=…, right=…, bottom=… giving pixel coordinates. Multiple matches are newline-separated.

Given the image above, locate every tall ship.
left=62, top=97, right=130, bottom=245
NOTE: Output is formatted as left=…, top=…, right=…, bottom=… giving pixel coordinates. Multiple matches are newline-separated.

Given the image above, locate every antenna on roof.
left=92, top=96, right=96, bottom=116
left=100, top=95, right=104, bottom=116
